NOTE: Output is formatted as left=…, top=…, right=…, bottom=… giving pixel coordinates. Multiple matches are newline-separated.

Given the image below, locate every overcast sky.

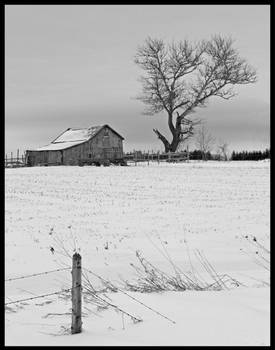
left=5, top=4, right=270, bottom=154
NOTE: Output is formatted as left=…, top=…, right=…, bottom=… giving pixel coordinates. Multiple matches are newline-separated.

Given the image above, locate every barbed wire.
left=83, top=286, right=142, bottom=323
left=5, top=267, right=71, bottom=283
left=83, top=267, right=176, bottom=324
left=4, top=287, right=76, bottom=306
left=5, top=264, right=176, bottom=324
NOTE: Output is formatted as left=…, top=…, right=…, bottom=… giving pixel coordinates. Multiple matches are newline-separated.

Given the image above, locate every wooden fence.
left=5, top=149, right=26, bottom=168
left=5, top=252, right=176, bottom=334
left=5, top=149, right=190, bottom=168
left=123, top=150, right=190, bottom=165
left=5, top=254, right=82, bottom=335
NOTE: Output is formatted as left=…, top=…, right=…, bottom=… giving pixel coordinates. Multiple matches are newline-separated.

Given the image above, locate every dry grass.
left=123, top=249, right=242, bottom=293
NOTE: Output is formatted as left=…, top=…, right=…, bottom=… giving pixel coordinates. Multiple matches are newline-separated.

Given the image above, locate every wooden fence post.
left=17, top=149, right=19, bottom=165
left=71, top=253, right=82, bottom=334
left=11, top=152, right=13, bottom=165
left=157, top=151, right=160, bottom=165
left=147, top=150, right=149, bottom=166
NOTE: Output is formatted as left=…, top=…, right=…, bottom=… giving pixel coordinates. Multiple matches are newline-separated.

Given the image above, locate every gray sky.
left=5, top=5, right=270, bottom=154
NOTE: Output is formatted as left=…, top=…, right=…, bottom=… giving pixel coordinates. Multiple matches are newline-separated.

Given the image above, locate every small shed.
left=26, top=124, right=124, bottom=166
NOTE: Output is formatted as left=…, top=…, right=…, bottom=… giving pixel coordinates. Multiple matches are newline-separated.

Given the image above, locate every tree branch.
left=153, top=129, right=171, bottom=151
left=135, top=35, right=257, bottom=152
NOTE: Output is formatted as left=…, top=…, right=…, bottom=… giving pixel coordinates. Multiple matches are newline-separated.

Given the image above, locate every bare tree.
left=217, top=141, right=229, bottom=161
left=135, top=35, right=257, bottom=152
left=195, top=125, right=215, bottom=160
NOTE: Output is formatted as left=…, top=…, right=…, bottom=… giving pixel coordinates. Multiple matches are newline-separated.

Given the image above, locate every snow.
left=29, top=125, right=103, bottom=151
left=5, top=161, right=270, bottom=346
left=34, top=140, right=86, bottom=151
left=5, top=288, right=270, bottom=346
left=53, top=126, right=102, bottom=143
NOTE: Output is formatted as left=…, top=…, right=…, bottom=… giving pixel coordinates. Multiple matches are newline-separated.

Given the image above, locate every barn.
left=26, top=124, right=125, bottom=166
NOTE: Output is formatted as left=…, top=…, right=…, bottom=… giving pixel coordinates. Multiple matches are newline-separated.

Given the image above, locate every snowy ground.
left=5, top=161, right=270, bottom=346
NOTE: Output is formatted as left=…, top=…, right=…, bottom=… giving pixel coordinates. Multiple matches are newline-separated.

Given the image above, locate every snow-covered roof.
left=27, top=125, right=124, bottom=152
left=52, top=126, right=102, bottom=144
left=28, top=126, right=102, bottom=152
left=35, top=140, right=86, bottom=151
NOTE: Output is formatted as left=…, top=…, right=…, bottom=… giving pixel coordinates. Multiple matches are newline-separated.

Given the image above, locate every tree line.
left=231, top=149, right=270, bottom=161
left=188, top=148, right=270, bottom=161
left=125, top=148, right=270, bottom=161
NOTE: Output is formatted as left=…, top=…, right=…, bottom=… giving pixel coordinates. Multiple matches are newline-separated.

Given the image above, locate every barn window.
left=104, top=129, right=109, bottom=137
left=88, top=154, right=91, bottom=158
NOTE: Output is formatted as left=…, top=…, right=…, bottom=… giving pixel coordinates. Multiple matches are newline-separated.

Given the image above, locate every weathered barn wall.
left=26, top=150, right=62, bottom=166
left=88, top=126, right=123, bottom=160
left=62, top=126, right=123, bottom=165
left=48, top=151, right=62, bottom=164
left=26, top=151, right=47, bottom=166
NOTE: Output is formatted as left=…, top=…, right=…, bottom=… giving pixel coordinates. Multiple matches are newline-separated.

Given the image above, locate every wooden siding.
left=26, top=126, right=124, bottom=166
left=26, top=150, right=62, bottom=166
left=62, top=127, right=123, bottom=165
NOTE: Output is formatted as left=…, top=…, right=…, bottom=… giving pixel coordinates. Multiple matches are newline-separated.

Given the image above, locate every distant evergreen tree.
left=230, top=148, right=270, bottom=160
left=189, top=149, right=206, bottom=160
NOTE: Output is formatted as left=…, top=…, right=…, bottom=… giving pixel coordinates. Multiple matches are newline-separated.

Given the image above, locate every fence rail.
left=5, top=149, right=26, bottom=168
left=5, top=149, right=190, bottom=168
left=123, top=150, right=190, bottom=164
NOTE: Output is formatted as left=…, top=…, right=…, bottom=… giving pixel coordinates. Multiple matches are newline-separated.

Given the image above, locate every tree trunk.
left=153, top=129, right=171, bottom=152
left=153, top=128, right=181, bottom=152
left=170, top=136, right=180, bottom=152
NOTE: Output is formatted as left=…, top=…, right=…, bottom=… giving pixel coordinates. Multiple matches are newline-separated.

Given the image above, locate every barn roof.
left=28, top=125, right=124, bottom=151
left=52, top=125, right=102, bottom=144
left=34, top=140, right=86, bottom=151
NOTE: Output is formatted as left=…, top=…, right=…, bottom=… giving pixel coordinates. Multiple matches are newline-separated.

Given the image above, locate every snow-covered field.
left=5, top=161, right=270, bottom=346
